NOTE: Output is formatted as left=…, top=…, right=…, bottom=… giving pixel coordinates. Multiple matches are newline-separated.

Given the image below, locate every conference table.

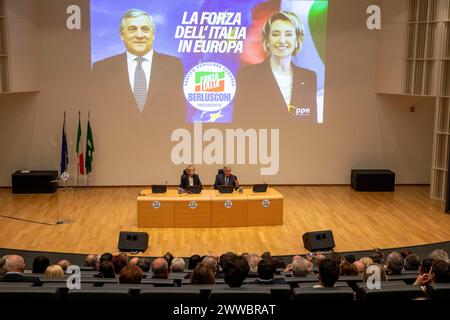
left=137, top=188, right=283, bottom=228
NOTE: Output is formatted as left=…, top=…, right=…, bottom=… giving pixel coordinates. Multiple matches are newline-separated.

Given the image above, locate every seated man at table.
left=179, top=164, right=202, bottom=190
left=214, top=166, right=239, bottom=190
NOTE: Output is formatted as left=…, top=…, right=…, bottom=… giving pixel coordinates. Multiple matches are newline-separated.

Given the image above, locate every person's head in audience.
left=137, top=258, right=151, bottom=273
left=428, top=249, right=449, bottom=263
left=257, top=258, right=277, bottom=281
left=100, top=252, right=113, bottom=264
left=330, top=252, right=341, bottom=264
left=370, top=248, right=384, bottom=264
left=386, top=251, right=404, bottom=275
left=318, top=258, right=340, bottom=288
left=3, top=255, right=25, bottom=274
left=57, top=259, right=70, bottom=271
left=363, top=263, right=387, bottom=283
left=292, top=257, right=308, bottom=277
left=359, top=257, right=374, bottom=268
left=163, top=252, right=174, bottom=267
left=274, top=258, right=286, bottom=270
left=314, top=253, right=326, bottom=266
left=97, top=261, right=115, bottom=278
left=353, top=261, right=366, bottom=275
left=400, top=250, right=413, bottom=259
left=32, top=256, right=50, bottom=274
left=224, top=255, right=249, bottom=287
left=430, top=260, right=450, bottom=283
left=44, top=265, right=64, bottom=279
left=340, top=261, right=358, bottom=276
left=404, top=254, right=421, bottom=271
left=190, top=262, right=215, bottom=285
left=219, top=252, right=237, bottom=271
left=84, top=254, right=97, bottom=267
left=152, top=257, right=169, bottom=279
left=419, top=258, right=434, bottom=275
left=261, top=252, right=272, bottom=260
left=112, top=255, right=128, bottom=275
left=119, top=264, right=143, bottom=284
left=305, top=258, right=313, bottom=274
left=0, top=255, right=7, bottom=276
left=170, top=257, right=186, bottom=272
left=248, top=254, right=260, bottom=273
left=129, top=257, right=140, bottom=265
left=203, top=256, right=218, bottom=275
left=241, top=253, right=250, bottom=261
left=343, top=254, right=356, bottom=264
left=188, top=254, right=202, bottom=269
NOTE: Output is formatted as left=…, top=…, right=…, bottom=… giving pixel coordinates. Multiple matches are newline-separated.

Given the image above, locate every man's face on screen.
left=268, top=19, right=297, bottom=59
left=121, top=15, right=154, bottom=56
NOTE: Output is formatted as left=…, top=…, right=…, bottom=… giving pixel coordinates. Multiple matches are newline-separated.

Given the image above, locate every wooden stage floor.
left=0, top=186, right=449, bottom=257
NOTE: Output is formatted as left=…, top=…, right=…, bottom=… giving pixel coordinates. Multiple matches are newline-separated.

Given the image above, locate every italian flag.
left=76, top=115, right=85, bottom=174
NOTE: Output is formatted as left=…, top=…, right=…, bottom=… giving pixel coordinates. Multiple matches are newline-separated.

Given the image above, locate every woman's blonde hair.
left=261, top=11, right=305, bottom=56
left=44, top=264, right=64, bottom=279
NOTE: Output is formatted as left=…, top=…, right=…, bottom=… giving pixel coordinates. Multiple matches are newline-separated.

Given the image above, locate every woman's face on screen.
left=268, top=19, right=297, bottom=59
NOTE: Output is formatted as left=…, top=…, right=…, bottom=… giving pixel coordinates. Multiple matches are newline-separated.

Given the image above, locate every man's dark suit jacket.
left=214, top=174, right=238, bottom=190
left=179, top=174, right=202, bottom=190
left=233, top=59, right=317, bottom=126
left=0, top=273, right=41, bottom=284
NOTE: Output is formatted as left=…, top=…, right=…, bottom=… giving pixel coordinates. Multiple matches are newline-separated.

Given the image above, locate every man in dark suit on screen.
left=214, top=166, right=239, bottom=190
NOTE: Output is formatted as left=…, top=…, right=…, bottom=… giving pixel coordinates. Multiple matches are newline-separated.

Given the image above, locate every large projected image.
left=90, top=0, right=327, bottom=124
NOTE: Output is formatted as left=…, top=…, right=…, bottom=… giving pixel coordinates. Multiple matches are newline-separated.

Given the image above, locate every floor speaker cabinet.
left=302, top=230, right=335, bottom=252
left=351, top=169, right=395, bottom=192
left=11, top=170, right=58, bottom=193
left=118, top=231, right=149, bottom=252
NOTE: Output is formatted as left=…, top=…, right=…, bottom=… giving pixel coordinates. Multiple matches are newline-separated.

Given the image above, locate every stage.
left=0, top=185, right=449, bottom=257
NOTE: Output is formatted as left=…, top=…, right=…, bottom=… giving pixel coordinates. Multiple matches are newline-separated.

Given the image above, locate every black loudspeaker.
left=351, top=169, right=395, bottom=191
left=118, top=231, right=149, bottom=252
left=302, top=230, right=335, bottom=251
left=12, top=170, right=58, bottom=193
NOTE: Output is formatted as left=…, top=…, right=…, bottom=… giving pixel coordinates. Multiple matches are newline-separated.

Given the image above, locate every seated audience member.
left=214, top=166, right=239, bottom=190
left=84, top=254, right=97, bottom=268
left=292, top=257, right=309, bottom=277
left=428, top=249, right=449, bottom=263
left=274, top=258, right=286, bottom=270
left=313, top=252, right=326, bottom=267
left=284, top=255, right=301, bottom=273
left=419, top=258, right=434, bottom=275
left=137, top=258, right=151, bottom=273
left=224, top=255, right=249, bottom=288
left=343, top=254, right=356, bottom=264
left=152, top=257, right=169, bottom=279
left=248, top=254, right=261, bottom=276
left=44, top=265, right=64, bottom=279
left=241, top=253, right=250, bottom=261
left=414, top=260, right=450, bottom=287
left=253, top=258, right=286, bottom=284
left=119, top=264, right=143, bottom=284
left=129, top=257, right=140, bottom=265
left=112, top=255, right=128, bottom=275
left=179, top=164, right=202, bottom=190
left=0, top=255, right=40, bottom=284
left=386, top=251, right=404, bottom=275
left=95, top=261, right=115, bottom=278
left=353, top=261, right=366, bottom=275
left=363, top=263, right=388, bottom=283
left=163, top=252, right=174, bottom=268
left=358, top=257, right=374, bottom=268
left=400, top=250, right=413, bottom=259
left=329, top=252, right=341, bottom=264
left=32, top=255, right=50, bottom=274
left=261, top=252, right=272, bottom=260
left=340, top=261, right=358, bottom=276
left=0, top=255, right=7, bottom=277
left=190, top=263, right=216, bottom=284
left=314, top=258, right=340, bottom=288
left=170, top=257, right=186, bottom=273
left=57, top=259, right=70, bottom=271
left=188, top=254, right=202, bottom=270
left=370, top=248, right=384, bottom=264
left=404, top=254, right=421, bottom=271
left=99, top=252, right=113, bottom=264
left=202, top=256, right=218, bottom=276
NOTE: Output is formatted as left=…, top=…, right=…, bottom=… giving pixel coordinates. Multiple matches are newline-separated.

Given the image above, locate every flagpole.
left=87, top=111, right=90, bottom=189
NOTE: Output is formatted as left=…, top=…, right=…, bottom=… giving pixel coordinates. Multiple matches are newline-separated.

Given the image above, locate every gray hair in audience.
left=84, top=254, right=97, bottom=267
left=170, top=257, right=186, bottom=272
left=428, top=249, right=449, bottom=263
left=292, top=257, right=308, bottom=277
left=404, top=254, right=421, bottom=270
left=202, top=256, right=218, bottom=274
left=386, top=251, right=404, bottom=274
left=137, top=258, right=151, bottom=272
left=248, top=254, right=261, bottom=273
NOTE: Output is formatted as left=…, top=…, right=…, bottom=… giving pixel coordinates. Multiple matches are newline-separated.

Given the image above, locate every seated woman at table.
left=179, top=164, right=202, bottom=190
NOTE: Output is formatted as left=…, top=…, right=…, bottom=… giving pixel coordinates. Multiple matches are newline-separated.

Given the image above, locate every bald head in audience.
left=129, top=257, right=140, bottom=265
left=57, top=259, right=70, bottom=271
left=292, top=257, right=309, bottom=277
left=3, top=255, right=26, bottom=273
left=84, top=254, right=97, bottom=267
left=353, top=260, right=366, bottom=274
left=152, top=258, right=169, bottom=279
